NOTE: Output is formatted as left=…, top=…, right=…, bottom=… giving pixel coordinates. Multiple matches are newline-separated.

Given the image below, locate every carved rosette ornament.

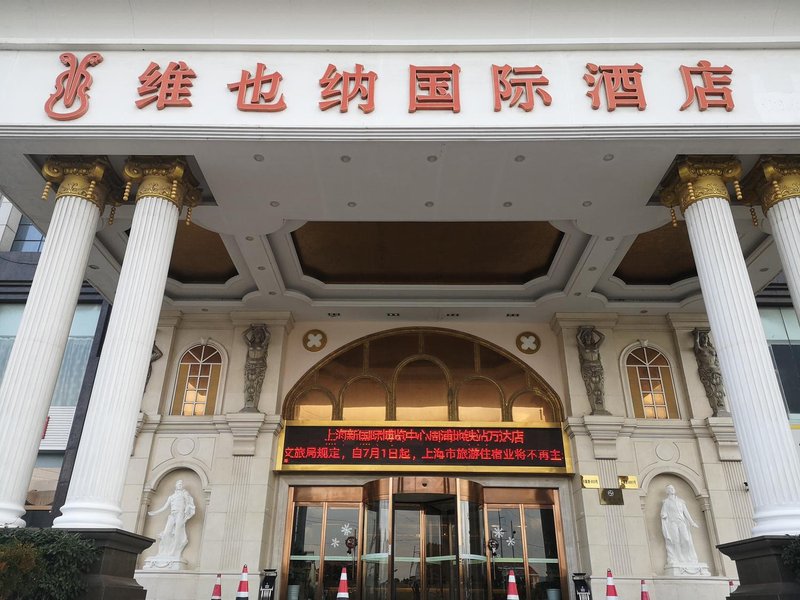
left=41, top=156, right=119, bottom=213
left=122, top=157, right=201, bottom=225
left=692, top=328, right=729, bottom=417
left=659, top=157, right=743, bottom=226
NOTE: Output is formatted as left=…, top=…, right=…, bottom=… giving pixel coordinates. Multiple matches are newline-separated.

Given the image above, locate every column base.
left=718, top=536, right=800, bottom=600
left=69, top=529, right=153, bottom=600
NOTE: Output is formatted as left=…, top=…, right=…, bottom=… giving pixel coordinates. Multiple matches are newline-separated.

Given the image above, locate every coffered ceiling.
left=0, top=137, right=784, bottom=321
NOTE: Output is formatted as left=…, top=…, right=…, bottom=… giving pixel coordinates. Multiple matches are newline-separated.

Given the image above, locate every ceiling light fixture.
left=603, top=154, right=615, bottom=161
left=503, top=201, right=513, bottom=207
left=245, top=236, right=254, bottom=241
left=587, top=266, right=597, bottom=272
left=268, top=291, right=277, bottom=296
left=424, top=201, right=434, bottom=207
left=514, top=155, right=525, bottom=162
left=327, top=312, right=341, bottom=318
left=257, top=266, right=266, bottom=271
left=270, top=201, right=280, bottom=207
left=347, top=201, right=357, bottom=207
left=88, top=264, right=99, bottom=270
left=582, top=201, right=592, bottom=207
left=340, top=155, right=351, bottom=163
left=427, top=155, right=438, bottom=162
left=506, top=313, right=520, bottom=318
left=253, top=154, right=265, bottom=162
left=386, top=312, right=400, bottom=317
left=605, top=236, right=615, bottom=241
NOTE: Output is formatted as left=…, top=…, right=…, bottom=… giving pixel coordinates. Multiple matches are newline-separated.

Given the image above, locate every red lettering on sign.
left=228, top=63, right=287, bottom=112
left=584, top=63, right=646, bottom=111
left=44, top=52, right=103, bottom=121
left=319, top=63, right=377, bottom=114
left=136, top=61, right=196, bottom=110
left=409, top=65, right=461, bottom=112
left=492, top=64, right=551, bottom=112
left=679, top=60, right=734, bottom=112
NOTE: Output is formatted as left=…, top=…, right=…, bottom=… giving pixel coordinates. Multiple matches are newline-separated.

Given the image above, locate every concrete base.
left=718, top=536, right=800, bottom=600
left=70, top=529, right=153, bottom=600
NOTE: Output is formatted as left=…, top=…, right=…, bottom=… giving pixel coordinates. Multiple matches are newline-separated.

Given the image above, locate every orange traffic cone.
left=506, top=569, right=520, bottom=600
left=236, top=565, right=250, bottom=599
left=640, top=579, right=650, bottom=600
left=337, top=567, right=350, bottom=599
left=606, top=569, right=619, bottom=600
left=211, top=573, right=222, bottom=600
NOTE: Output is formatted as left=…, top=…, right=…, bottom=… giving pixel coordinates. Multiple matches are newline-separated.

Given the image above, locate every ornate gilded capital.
left=753, top=156, right=800, bottom=213
left=659, top=156, right=742, bottom=214
left=41, top=156, right=115, bottom=209
left=123, top=157, right=200, bottom=210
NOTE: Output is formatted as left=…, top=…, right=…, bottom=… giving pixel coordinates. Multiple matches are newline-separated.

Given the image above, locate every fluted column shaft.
left=55, top=158, right=197, bottom=529
left=769, top=196, right=800, bottom=320
left=0, top=159, right=108, bottom=527
left=685, top=195, right=800, bottom=536
left=0, top=157, right=109, bottom=527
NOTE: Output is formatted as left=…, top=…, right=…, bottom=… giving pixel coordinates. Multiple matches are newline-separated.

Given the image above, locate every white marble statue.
left=660, top=484, right=710, bottom=576
left=144, top=480, right=196, bottom=570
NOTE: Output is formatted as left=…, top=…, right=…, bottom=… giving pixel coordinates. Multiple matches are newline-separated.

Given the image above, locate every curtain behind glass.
left=0, top=335, right=93, bottom=407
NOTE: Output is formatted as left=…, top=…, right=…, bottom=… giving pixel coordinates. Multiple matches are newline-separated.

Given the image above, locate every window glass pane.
left=458, top=378, right=502, bottom=421
left=342, top=377, right=387, bottom=421
left=772, top=344, right=800, bottom=414
left=395, top=359, right=449, bottom=421
left=26, top=453, right=63, bottom=509
left=289, top=505, right=322, bottom=600
left=295, top=390, right=333, bottom=420
left=511, top=392, right=548, bottom=423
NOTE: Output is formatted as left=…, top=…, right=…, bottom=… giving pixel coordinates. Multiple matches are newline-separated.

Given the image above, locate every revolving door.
left=283, top=478, right=565, bottom=600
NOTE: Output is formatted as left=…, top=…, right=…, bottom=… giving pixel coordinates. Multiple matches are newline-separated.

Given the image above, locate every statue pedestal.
left=664, top=562, right=711, bottom=576
left=142, top=555, right=187, bottom=570
left=719, top=536, right=800, bottom=600
left=69, top=529, right=153, bottom=600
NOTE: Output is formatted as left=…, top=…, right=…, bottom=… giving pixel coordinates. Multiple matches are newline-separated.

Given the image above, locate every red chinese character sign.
left=584, top=62, right=646, bottom=111
left=277, top=422, right=571, bottom=473
left=228, top=63, right=286, bottom=112
left=136, top=61, right=196, bottom=110
left=492, top=64, right=552, bottom=112
left=319, top=63, right=377, bottom=113
left=409, top=65, right=461, bottom=112
left=44, top=52, right=104, bottom=121
left=680, top=60, right=734, bottom=112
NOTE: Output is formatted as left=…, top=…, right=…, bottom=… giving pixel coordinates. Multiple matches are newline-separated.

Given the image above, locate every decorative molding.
left=660, top=156, right=741, bottom=213
left=582, top=415, right=629, bottom=459
left=225, top=411, right=267, bottom=455
left=704, top=416, right=741, bottom=461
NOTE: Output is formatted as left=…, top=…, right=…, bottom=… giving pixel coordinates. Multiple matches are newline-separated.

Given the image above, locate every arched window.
left=625, top=346, right=679, bottom=419
left=284, top=328, right=563, bottom=423
left=171, top=344, right=223, bottom=416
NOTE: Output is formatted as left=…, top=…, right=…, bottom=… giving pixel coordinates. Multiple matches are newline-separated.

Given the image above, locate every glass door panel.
left=288, top=505, right=322, bottom=600
left=393, top=506, right=422, bottom=600
left=321, top=507, right=360, bottom=600
left=459, top=498, right=488, bottom=600
left=487, top=507, right=526, bottom=600
left=424, top=500, right=457, bottom=600
left=363, top=497, right=390, bottom=600
left=524, top=508, right=561, bottom=600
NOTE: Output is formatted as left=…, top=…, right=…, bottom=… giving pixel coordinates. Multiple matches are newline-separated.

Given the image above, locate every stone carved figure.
left=241, top=324, right=270, bottom=412
left=692, top=328, right=729, bottom=417
left=576, top=326, right=609, bottom=415
left=660, top=484, right=710, bottom=576
left=144, top=480, right=196, bottom=570
left=146, top=343, right=163, bottom=387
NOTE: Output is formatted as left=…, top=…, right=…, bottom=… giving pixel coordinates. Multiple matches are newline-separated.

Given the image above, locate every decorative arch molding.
left=638, top=463, right=708, bottom=500
left=283, top=326, right=564, bottom=422
left=147, top=459, right=212, bottom=500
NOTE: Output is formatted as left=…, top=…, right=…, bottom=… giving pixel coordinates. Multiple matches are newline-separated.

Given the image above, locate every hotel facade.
left=1, top=2, right=800, bottom=599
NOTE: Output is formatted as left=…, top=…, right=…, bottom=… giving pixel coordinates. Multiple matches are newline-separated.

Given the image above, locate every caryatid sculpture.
left=144, top=479, right=196, bottom=570
left=576, top=326, right=609, bottom=415
left=692, top=328, right=729, bottom=417
left=660, top=484, right=710, bottom=576
left=241, top=324, right=270, bottom=412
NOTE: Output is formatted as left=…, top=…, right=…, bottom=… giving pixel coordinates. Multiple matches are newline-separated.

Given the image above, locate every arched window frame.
left=620, top=342, right=681, bottom=420
left=283, top=327, right=563, bottom=423
left=167, top=340, right=228, bottom=416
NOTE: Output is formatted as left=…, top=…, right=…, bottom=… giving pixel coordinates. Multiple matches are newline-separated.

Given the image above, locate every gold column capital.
left=660, top=156, right=742, bottom=214
left=753, top=156, right=800, bottom=213
left=123, top=157, right=200, bottom=211
left=41, top=156, right=115, bottom=210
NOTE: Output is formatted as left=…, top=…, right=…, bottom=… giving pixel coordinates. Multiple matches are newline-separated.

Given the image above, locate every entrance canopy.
left=0, top=0, right=793, bottom=321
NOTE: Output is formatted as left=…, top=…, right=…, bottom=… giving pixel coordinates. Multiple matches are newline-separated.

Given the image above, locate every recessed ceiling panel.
left=169, top=223, right=238, bottom=284
left=292, top=222, right=563, bottom=285
left=614, top=222, right=696, bottom=285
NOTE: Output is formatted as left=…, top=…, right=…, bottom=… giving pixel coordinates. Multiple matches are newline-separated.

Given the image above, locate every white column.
left=0, top=161, right=106, bottom=528
left=764, top=197, right=800, bottom=320
left=55, top=159, right=195, bottom=529
left=682, top=189, right=800, bottom=536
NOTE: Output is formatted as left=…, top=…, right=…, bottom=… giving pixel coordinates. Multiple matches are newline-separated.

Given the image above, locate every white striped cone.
left=337, top=567, right=349, bottom=599
left=506, top=569, right=520, bottom=600
left=236, top=565, right=250, bottom=599
left=211, top=573, right=222, bottom=600
left=606, top=569, right=618, bottom=600
left=640, top=579, right=650, bottom=600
